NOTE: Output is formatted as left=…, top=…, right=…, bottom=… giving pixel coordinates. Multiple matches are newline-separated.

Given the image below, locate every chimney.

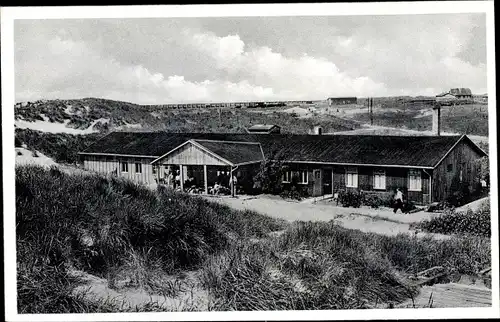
left=313, top=125, right=323, bottom=135
left=432, top=104, right=441, bottom=136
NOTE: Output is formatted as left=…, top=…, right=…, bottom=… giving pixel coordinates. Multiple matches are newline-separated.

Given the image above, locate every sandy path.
left=209, top=196, right=449, bottom=239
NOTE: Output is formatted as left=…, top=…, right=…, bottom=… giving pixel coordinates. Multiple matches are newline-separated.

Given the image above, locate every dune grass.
left=201, top=221, right=490, bottom=310
left=16, top=164, right=287, bottom=313
left=15, top=165, right=491, bottom=312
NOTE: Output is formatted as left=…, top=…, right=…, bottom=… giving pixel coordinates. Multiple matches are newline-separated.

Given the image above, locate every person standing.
left=165, top=169, right=174, bottom=188
left=393, top=188, right=404, bottom=213
left=229, top=174, right=238, bottom=196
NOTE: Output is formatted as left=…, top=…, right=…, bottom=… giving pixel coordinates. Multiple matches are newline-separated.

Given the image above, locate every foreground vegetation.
left=16, top=165, right=491, bottom=312
left=414, top=201, right=490, bottom=237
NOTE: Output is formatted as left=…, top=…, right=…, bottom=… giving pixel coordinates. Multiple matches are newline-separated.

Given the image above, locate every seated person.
left=213, top=182, right=221, bottom=195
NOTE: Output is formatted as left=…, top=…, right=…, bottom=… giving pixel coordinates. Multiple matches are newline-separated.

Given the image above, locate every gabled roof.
left=450, top=88, right=472, bottom=96
left=192, top=140, right=264, bottom=165
left=149, top=139, right=264, bottom=166
left=80, top=132, right=485, bottom=169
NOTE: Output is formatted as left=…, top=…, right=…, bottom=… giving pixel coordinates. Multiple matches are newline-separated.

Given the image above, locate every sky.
left=14, top=14, right=487, bottom=104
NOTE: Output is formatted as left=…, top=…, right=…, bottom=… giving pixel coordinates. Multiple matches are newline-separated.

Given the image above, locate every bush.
left=414, top=201, right=490, bottom=237
left=363, top=192, right=393, bottom=209
left=338, top=190, right=363, bottom=208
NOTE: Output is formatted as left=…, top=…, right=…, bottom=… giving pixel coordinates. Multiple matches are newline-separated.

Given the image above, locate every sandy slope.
left=15, top=118, right=109, bottom=134
left=15, top=147, right=57, bottom=167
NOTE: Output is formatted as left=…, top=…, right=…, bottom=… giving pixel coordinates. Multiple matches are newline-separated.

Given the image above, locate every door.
left=313, top=169, right=322, bottom=197
left=323, top=169, right=333, bottom=195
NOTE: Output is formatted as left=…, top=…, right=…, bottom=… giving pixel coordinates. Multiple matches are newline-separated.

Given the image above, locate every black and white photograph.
left=2, top=2, right=498, bottom=321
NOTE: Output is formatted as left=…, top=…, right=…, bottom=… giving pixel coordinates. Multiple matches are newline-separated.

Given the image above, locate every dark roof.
left=192, top=140, right=264, bottom=165
left=247, top=124, right=280, bottom=131
left=81, top=132, right=484, bottom=168
left=450, top=88, right=472, bottom=96
left=436, top=92, right=457, bottom=98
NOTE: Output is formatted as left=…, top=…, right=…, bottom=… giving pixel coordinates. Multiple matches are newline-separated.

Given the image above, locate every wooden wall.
left=83, top=155, right=156, bottom=184
left=284, top=163, right=430, bottom=204
left=157, top=142, right=228, bottom=166
left=432, top=140, right=483, bottom=202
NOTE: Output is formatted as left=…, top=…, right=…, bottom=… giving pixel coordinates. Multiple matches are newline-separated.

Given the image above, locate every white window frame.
left=408, top=169, right=422, bottom=192
left=135, top=162, right=142, bottom=174
left=346, top=166, right=358, bottom=188
left=373, top=169, right=386, bottom=190
left=282, top=170, right=292, bottom=183
left=121, top=161, right=128, bottom=173
left=298, top=170, right=308, bottom=184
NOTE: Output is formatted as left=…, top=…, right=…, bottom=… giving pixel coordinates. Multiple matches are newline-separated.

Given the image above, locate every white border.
left=2, top=2, right=498, bottom=321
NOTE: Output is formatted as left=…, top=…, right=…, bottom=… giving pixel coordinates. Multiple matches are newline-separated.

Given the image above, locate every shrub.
left=414, top=201, right=490, bottom=237
left=363, top=192, right=393, bottom=209
left=339, top=190, right=363, bottom=208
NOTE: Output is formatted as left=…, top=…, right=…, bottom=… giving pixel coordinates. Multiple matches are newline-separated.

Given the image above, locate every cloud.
left=15, top=36, right=276, bottom=104
left=14, top=15, right=488, bottom=104
left=183, top=30, right=388, bottom=99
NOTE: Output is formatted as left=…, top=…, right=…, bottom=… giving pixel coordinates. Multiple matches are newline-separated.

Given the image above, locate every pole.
left=204, top=165, right=208, bottom=195
left=370, top=98, right=373, bottom=125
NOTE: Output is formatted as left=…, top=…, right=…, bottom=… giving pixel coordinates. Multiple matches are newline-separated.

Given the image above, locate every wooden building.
left=246, top=124, right=281, bottom=134
left=449, top=88, right=473, bottom=100
left=80, top=132, right=486, bottom=205
left=327, top=97, right=357, bottom=106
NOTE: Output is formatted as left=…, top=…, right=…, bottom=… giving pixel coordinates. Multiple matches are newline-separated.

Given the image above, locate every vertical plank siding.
left=432, top=141, right=483, bottom=202
left=82, top=155, right=156, bottom=184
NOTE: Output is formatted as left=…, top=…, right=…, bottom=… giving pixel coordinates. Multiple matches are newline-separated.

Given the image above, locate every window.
left=408, top=169, right=422, bottom=191
left=121, top=161, right=128, bottom=173
left=282, top=170, right=292, bottom=183
left=447, top=164, right=453, bottom=172
left=346, top=167, right=358, bottom=188
left=135, top=162, right=142, bottom=174
left=298, top=170, right=308, bottom=184
left=373, top=169, right=386, bottom=190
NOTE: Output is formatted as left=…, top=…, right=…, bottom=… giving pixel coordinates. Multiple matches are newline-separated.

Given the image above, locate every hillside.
left=16, top=165, right=491, bottom=312
left=14, top=98, right=361, bottom=134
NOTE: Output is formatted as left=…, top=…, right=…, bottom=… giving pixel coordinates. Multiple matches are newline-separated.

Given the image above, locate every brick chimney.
left=432, top=104, right=441, bottom=136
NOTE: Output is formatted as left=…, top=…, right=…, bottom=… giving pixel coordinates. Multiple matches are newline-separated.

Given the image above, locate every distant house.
left=449, top=88, right=473, bottom=100
left=79, top=131, right=486, bottom=205
left=474, top=94, right=488, bottom=103
left=436, top=92, right=458, bottom=105
left=246, top=124, right=281, bottom=134
left=327, top=97, right=357, bottom=106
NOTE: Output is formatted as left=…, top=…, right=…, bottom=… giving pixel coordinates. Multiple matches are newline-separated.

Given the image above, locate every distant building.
left=436, top=92, right=458, bottom=105
left=327, top=97, right=357, bottom=106
left=474, top=94, right=488, bottom=103
left=246, top=124, right=281, bottom=134
left=449, top=88, right=472, bottom=100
